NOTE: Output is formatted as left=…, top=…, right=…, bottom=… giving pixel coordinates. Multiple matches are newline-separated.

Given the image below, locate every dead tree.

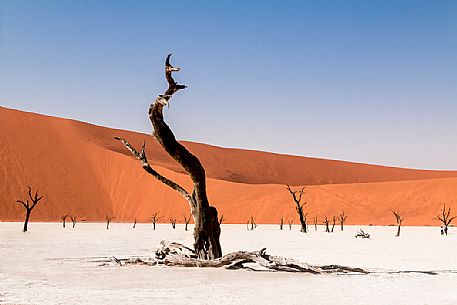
left=331, top=216, right=336, bottom=232
left=323, top=217, right=330, bottom=233
left=170, top=218, right=177, bottom=229
left=248, top=216, right=257, bottom=230
left=338, top=211, right=347, bottom=231
left=391, top=210, right=404, bottom=237
left=16, top=186, right=43, bottom=232
left=355, top=229, right=370, bottom=239
left=69, top=215, right=77, bottom=228
left=288, top=220, right=293, bottom=231
left=218, top=214, right=224, bottom=225
left=183, top=214, right=191, bottom=231
left=61, top=214, right=69, bottom=228
left=286, top=185, right=307, bottom=233
left=435, top=203, right=456, bottom=236
left=313, top=214, right=318, bottom=231
left=106, top=216, right=114, bottom=230
left=150, top=212, right=161, bottom=230
left=280, top=217, right=284, bottom=230
left=133, top=218, right=137, bottom=229
left=115, top=54, right=221, bottom=259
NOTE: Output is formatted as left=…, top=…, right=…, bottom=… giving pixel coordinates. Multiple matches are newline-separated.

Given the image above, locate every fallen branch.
left=99, top=240, right=367, bottom=274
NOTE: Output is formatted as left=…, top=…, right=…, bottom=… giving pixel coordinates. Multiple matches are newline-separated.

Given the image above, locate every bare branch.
left=114, top=137, right=192, bottom=203
left=16, top=200, right=28, bottom=209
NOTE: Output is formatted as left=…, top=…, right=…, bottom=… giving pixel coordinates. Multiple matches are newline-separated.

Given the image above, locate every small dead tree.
left=170, top=218, right=177, bottom=229
left=338, top=211, right=347, bottom=231
left=435, top=203, right=456, bottom=236
left=61, top=214, right=69, bottom=228
left=150, top=212, right=161, bottom=230
left=69, top=215, right=77, bottom=228
left=183, top=214, right=191, bottom=231
left=391, top=210, right=404, bottom=237
left=133, top=218, right=137, bottom=229
left=288, top=220, right=293, bottom=231
left=280, top=217, right=284, bottom=230
left=355, top=229, right=370, bottom=239
left=286, top=185, right=307, bottom=233
left=323, top=217, right=330, bottom=233
left=331, top=216, right=336, bottom=232
left=218, top=214, right=224, bottom=225
left=115, top=54, right=221, bottom=259
left=106, top=216, right=114, bottom=230
left=313, top=214, right=318, bottom=231
left=249, top=216, right=257, bottom=230
left=16, top=186, right=44, bottom=232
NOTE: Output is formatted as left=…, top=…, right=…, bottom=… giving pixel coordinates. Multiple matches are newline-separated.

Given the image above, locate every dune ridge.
left=1, top=106, right=456, bottom=225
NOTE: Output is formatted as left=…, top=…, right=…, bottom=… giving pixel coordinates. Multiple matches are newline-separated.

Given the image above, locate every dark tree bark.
left=61, top=214, right=69, bottom=228
left=313, top=214, right=318, bottom=231
left=249, top=216, right=257, bottom=230
left=288, top=220, right=293, bottom=231
left=183, top=214, right=191, bottom=231
left=338, top=211, right=347, bottom=231
left=391, top=210, right=404, bottom=237
left=286, top=185, right=307, bottom=233
left=115, top=54, right=221, bottom=259
left=170, top=218, right=177, bottom=229
left=133, top=218, right=137, bottom=229
left=106, top=216, right=114, bottom=230
left=331, top=216, right=336, bottom=232
left=16, top=186, right=43, bottom=232
left=69, top=215, right=77, bottom=228
left=324, top=217, right=330, bottom=233
left=150, top=212, right=161, bottom=230
left=280, top=217, right=284, bottom=230
left=435, top=203, right=456, bottom=236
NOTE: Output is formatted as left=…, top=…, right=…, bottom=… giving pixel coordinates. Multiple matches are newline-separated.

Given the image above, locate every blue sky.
left=1, top=0, right=456, bottom=169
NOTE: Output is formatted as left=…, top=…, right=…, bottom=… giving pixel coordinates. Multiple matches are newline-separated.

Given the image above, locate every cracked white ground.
left=1, top=223, right=456, bottom=305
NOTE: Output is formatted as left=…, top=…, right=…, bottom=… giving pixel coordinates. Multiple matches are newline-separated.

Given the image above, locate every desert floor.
left=1, top=223, right=456, bottom=305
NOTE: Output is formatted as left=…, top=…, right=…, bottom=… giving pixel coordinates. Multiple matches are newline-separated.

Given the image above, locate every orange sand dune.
left=0, top=106, right=456, bottom=225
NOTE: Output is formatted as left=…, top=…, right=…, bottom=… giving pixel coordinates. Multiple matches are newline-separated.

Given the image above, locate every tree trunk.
left=148, top=56, right=222, bottom=260
left=396, top=225, right=401, bottom=237
left=298, top=211, right=307, bottom=233
left=23, top=210, right=31, bottom=232
left=115, top=55, right=222, bottom=260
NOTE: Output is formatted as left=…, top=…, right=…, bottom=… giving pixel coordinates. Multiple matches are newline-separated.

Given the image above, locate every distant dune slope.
left=1, top=106, right=456, bottom=225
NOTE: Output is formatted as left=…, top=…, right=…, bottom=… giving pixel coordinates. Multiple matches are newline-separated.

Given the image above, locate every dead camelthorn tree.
left=286, top=185, right=308, bottom=233
left=106, top=216, right=114, bottom=230
left=331, top=216, right=336, bottom=232
left=338, top=211, right=347, bottom=231
left=61, top=214, right=69, bottom=228
left=248, top=216, right=257, bottom=230
left=16, top=186, right=44, bottom=232
left=115, top=54, right=221, bottom=259
left=391, top=210, right=404, bottom=237
left=133, top=218, right=137, bottom=229
left=288, top=220, right=293, bottom=231
left=170, top=218, right=177, bottom=229
left=280, top=217, right=284, bottom=230
left=313, top=214, right=318, bottom=231
left=150, top=212, right=161, bottom=230
left=324, top=217, right=330, bottom=233
left=69, top=215, right=77, bottom=228
left=183, top=214, right=191, bottom=231
left=435, top=203, right=456, bottom=236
